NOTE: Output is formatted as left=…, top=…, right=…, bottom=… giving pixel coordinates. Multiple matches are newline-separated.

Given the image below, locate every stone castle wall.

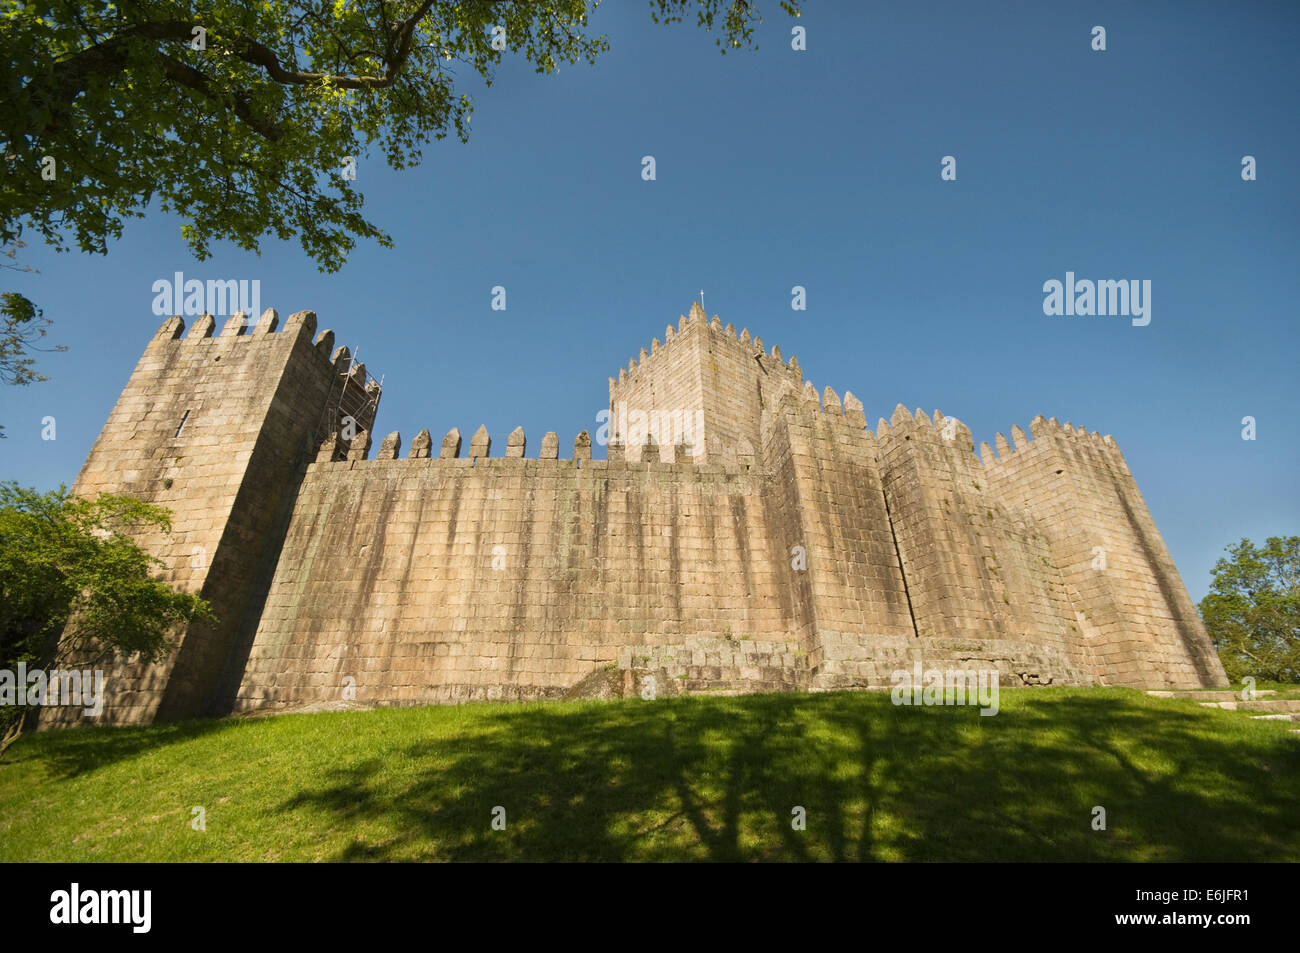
left=235, top=443, right=803, bottom=710
left=44, top=302, right=1226, bottom=726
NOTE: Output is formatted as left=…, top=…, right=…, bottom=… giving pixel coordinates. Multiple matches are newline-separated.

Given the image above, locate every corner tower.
left=44, top=309, right=379, bottom=725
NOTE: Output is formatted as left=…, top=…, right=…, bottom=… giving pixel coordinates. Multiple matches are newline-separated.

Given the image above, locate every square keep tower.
left=608, top=301, right=805, bottom=462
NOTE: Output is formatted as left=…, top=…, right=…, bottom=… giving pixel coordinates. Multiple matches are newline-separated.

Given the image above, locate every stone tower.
left=607, top=301, right=804, bottom=462
left=43, top=309, right=379, bottom=724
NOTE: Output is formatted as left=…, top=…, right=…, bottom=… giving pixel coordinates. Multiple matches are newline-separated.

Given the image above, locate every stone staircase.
left=1146, top=689, right=1300, bottom=734
left=617, top=637, right=810, bottom=698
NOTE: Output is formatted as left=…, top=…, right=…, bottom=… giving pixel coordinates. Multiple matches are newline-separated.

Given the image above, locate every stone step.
left=1147, top=689, right=1276, bottom=701
left=652, top=665, right=803, bottom=682
left=615, top=667, right=806, bottom=700
left=1199, top=699, right=1300, bottom=712
left=619, top=638, right=810, bottom=681
left=1250, top=713, right=1300, bottom=722
left=679, top=679, right=795, bottom=695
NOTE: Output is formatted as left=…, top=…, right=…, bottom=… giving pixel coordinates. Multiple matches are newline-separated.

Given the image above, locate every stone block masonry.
left=43, top=301, right=1225, bottom=726
left=236, top=449, right=795, bottom=710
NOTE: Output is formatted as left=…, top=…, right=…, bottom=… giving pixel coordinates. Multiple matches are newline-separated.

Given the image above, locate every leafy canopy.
left=2, top=1, right=800, bottom=273
left=1199, top=536, right=1300, bottom=684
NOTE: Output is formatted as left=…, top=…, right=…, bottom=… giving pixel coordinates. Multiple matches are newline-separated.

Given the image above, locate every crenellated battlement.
left=149, top=310, right=380, bottom=400
left=974, top=413, right=1125, bottom=472
left=863, top=404, right=1125, bottom=475
left=318, top=425, right=596, bottom=464
left=310, top=423, right=773, bottom=475
left=152, top=308, right=318, bottom=344
left=871, top=404, right=975, bottom=455
left=612, top=300, right=808, bottom=389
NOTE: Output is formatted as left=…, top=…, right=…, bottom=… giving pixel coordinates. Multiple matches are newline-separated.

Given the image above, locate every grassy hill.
left=2, top=687, right=1297, bottom=862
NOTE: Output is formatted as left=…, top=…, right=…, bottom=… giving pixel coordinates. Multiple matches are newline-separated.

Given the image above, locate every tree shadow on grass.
left=3, top=717, right=238, bottom=780
left=277, top=690, right=1300, bottom=861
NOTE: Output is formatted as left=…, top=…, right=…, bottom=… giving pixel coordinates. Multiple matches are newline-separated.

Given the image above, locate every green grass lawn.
left=1173, top=681, right=1300, bottom=698
left=2, top=687, right=1297, bottom=862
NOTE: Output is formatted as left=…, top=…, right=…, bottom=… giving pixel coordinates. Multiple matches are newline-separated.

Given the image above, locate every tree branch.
left=226, top=2, right=440, bottom=89
left=156, top=54, right=285, bottom=141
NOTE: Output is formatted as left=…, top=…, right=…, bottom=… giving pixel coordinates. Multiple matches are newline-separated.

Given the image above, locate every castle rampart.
left=45, top=302, right=1226, bottom=725
left=235, top=436, right=797, bottom=709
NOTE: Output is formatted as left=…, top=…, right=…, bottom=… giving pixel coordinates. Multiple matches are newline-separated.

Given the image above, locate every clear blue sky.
left=2, top=1, right=1297, bottom=601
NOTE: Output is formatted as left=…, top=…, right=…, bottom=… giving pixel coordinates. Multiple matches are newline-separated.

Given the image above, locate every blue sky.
left=2, top=0, right=1297, bottom=600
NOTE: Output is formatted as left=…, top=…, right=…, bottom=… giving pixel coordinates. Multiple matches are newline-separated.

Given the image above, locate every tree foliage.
left=0, top=290, right=60, bottom=438
left=0, top=240, right=63, bottom=436
left=2, top=1, right=800, bottom=273
left=1199, top=536, right=1300, bottom=684
left=1, top=288, right=62, bottom=384
left=0, top=483, right=213, bottom=746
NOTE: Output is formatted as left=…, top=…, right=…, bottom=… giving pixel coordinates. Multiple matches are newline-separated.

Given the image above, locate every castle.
left=47, top=302, right=1226, bottom=725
